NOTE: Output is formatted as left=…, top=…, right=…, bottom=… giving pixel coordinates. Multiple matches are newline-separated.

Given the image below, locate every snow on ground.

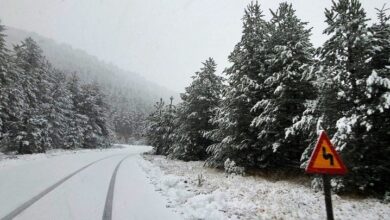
left=0, top=145, right=133, bottom=217
left=113, top=153, right=182, bottom=220
left=0, top=145, right=182, bottom=220
left=1, top=146, right=388, bottom=220
left=14, top=154, right=125, bottom=220
left=140, top=154, right=390, bottom=220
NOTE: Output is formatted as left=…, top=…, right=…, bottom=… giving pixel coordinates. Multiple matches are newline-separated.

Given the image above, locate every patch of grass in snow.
left=246, top=167, right=311, bottom=186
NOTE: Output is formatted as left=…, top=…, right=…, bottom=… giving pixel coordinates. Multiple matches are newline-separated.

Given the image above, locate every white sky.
left=0, top=0, right=387, bottom=92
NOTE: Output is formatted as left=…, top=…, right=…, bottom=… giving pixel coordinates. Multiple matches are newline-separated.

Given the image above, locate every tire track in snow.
left=102, top=154, right=131, bottom=220
left=0, top=154, right=121, bottom=220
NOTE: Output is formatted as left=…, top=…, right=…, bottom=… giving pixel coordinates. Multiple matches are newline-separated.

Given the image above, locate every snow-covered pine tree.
left=171, top=58, right=223, bottom=161
left=13, top=37, right=51, bottom=153
left=370, top=6, right=390, bottom=72
left=160, top=96, right=176, bottom=155
left=342, top=5, right=390, bottom=195
left=251, top=2, right=316, bottom=168
left=78, top=83, right=112, bottom=149
left=36, top=61, right=57, bottom=151
left=311, top=0, right=389, bottom=195
left=67, top=73, right=87, bottom=149
left=0, top=21, right=6, bottom=84
left=146, top=98, right=166, bottom=154
left=0, top=21, right=8, bottom=146
left=206, top=1, right=268, bottom=169
left=317, top=0, right=371, bottom=131
left=0, top=25, right=26, bottom=152
left=145, top=97, right=177, bottom=155
left=48, top=70, right=74, bottom=149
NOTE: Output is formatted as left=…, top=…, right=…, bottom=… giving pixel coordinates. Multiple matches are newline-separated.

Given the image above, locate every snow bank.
left=140, top=155, right=390, bottom=220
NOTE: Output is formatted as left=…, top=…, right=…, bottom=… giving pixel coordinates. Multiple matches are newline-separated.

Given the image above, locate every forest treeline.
left=0, top=24, right=113, bottom=153
left=146, top=0, right=390, bottom=198
left=4, top=26, right=180, bottom=145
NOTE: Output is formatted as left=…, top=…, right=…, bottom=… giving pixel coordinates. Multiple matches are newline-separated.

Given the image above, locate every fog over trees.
left=0, top=23, right=178, bottom=154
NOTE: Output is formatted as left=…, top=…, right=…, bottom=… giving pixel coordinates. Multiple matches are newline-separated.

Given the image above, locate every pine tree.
left=251, top=3, right=316, bottom=168
left=0, top=52, right=25, bottom=152
left=48, top=70, right=74, bottom=149
left=145, top=97, right=177, bottom=155
left=67, top=73, right=87, bottom=149
left=206, top=2, right=269, bottom=169
left=78, top=83, right=112, bottom=149
left=0, top=21, right=7, bottom=90
left=342, top=5, right=390, bottom=195
left=0, top=21, right=8, bottom=147
left=13, top=37, right=51, bottom=154
left=0, top=22, right=23, bottom=152
left=319, top=0, right=371, bottom=122
left=146, top=98, right=166, bottom=154
left=171, top=58, right=223, bottom=161
left=161, top=96, right=176, bottom=155
left=321, top=0, right=372, bottom=193
left=309, top=0, right=389, bottom=195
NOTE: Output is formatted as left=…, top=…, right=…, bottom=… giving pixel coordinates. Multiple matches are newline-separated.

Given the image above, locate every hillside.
left=4, top=26, right=178, bottom=142
left=4, top=26, right=177, bottom=112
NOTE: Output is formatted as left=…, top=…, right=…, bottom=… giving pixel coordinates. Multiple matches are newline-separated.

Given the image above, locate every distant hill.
left=3, top=26, right=179, bottom=143
left=4, top=26, right=178, bottom=113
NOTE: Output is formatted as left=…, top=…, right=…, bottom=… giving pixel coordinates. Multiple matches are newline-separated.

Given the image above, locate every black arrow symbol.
left=322, top=147, right=334, bottom=166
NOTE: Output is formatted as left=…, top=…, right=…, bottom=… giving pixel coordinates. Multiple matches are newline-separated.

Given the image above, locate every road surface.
left=0, top=146, right=182, bottom=220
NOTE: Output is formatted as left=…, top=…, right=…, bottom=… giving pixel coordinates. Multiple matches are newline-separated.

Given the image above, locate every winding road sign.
left=305, top=131, right=347, bottom=175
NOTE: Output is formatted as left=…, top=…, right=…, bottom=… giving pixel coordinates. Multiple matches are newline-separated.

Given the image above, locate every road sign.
left=305, top=130, right=347, bottom=220
left=305, top=131, right=347, bottom=175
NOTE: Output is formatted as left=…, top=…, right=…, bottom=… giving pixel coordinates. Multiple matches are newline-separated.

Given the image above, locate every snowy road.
left=0, top=146, right=182, bottom=220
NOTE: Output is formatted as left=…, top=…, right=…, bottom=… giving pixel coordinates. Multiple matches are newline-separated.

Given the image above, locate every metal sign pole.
left=322, top=175, right=334, bottom=220
left=306, top=131, right=347, bottom=219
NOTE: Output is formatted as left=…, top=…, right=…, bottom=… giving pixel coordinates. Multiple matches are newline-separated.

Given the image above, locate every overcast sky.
left=0, top=0, right=388, bottom=92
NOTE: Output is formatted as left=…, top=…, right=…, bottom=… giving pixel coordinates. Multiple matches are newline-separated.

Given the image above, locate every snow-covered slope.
left=142, top=155, right=390, bottom=220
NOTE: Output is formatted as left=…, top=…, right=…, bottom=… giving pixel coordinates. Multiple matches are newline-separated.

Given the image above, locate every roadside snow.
left=140, top=154, right=390, bottom=220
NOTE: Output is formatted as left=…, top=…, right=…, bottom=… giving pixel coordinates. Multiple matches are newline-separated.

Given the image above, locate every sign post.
left=305, top=131, right=347, bottom=220
left=322, top=175, right=334, bottom=220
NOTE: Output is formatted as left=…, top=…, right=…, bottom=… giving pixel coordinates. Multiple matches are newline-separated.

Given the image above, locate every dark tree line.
left=146, top=0, right=390, bottom=198
left=0, top=23, right=113, bottom=154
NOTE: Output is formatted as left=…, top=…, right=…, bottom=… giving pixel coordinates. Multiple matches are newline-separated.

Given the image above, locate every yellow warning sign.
left=305, top=131, right=347, bottom=175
